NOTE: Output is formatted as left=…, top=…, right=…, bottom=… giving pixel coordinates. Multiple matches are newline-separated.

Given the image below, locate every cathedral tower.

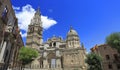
left=26, top=8, right=43, bottom=49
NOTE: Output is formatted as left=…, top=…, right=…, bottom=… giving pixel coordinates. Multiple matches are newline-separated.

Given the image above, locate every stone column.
left=0, top=41, right=7, bottom=62
left=43, top=59, right=49, bottom=68
left=56, top=42, right=60, bottom=48
left=56, top=59, right=61, bottom=68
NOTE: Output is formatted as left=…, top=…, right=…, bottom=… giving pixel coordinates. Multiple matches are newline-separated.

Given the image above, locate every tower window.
left=30, top=27, right=34, bottom=33
left=71, top=60, right=73, bottom=62
left=117, top=64, right=120, bottom=69
left=37, top=28, right=41, bottom=35
left=106, top=55, right=110, bottom=60
left=113, top=54, right=118, bottom=60
left=108, top=64, right=112, bottom=69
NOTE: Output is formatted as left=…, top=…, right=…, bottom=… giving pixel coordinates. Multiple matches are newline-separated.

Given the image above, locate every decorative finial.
left=53, top=35, right=56, bottom=37
left=37, top=6, right=40, bottom=11
left=70, top=25, right=73, bottom=30
left=81, top=43, right=84, bottom=48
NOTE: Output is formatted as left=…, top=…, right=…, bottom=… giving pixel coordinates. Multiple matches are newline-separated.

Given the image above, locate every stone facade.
left=0, top=0, right=24, bottom=70
left=91, top=44, right=120, bottom=70
left=26, top=8, right=87, bottom=70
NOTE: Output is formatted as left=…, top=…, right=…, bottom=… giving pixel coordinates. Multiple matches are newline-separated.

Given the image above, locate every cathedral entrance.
left=51, top=59, right=56, bottom=68
left=47, top=52, right=56, bottom=68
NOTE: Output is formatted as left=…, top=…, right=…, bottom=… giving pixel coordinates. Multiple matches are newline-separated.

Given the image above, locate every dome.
left=67, top=28, right=78, bottom=36
left=66, top=26, right=81, bottom=48
left=67, top=26, right=79, bottom=41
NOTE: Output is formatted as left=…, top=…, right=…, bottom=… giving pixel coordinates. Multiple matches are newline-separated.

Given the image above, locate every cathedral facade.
left=26, top=8, right=87, bottom=70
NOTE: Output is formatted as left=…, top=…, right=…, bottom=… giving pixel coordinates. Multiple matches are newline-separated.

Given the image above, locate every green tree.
left=106, top=32, right=120, bottom=53
left=86, top=53, right=102, bottom=70
left=18, top=47, right=39, bottom=65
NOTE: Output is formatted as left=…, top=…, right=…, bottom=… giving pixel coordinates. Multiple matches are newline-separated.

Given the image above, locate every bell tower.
left=26, top=8, right=43, bottom=49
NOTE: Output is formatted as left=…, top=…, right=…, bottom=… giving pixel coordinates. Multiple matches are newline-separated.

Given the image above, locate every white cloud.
left=12, top=6, right=20, bottom=10
left=21, top=33, right=27, bottom=37
left=19, top=31, right=27, bottom=37
left=13, top=4, right=57, bottom=37
left=41, top=16, right=57, bottom=29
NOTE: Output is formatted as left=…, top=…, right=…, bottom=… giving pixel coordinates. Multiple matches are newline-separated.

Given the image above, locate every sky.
left=11, top=0, right=120, bottom=52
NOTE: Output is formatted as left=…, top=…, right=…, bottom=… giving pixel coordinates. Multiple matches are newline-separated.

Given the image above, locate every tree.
left=86, top=53, right=102, bottom=70
left=18, top=47, right=39, bottom=65
left=106, top=32, right=120, bottom=53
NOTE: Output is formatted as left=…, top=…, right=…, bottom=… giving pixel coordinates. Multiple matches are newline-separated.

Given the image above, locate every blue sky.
left=11, top=0, right=120, bottom=52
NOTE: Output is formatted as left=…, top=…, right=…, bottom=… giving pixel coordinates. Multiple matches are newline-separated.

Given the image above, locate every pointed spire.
left=35, top=6, right=41, bottom=16
left=30, top=6, right=42, bottom=26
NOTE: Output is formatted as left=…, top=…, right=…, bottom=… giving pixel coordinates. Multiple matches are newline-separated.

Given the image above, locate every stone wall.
left=91, top=44, right=120, bottom=70
left=0, top=0, right=24, bottom=70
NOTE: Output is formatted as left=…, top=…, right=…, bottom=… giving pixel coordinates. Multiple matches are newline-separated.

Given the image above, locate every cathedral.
left=26, top=8, right=87, bottom=70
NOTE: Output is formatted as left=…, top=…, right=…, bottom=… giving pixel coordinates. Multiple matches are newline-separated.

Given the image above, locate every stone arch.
left=53, top=42, right=56, bottom=47
left=47, top=52, right=56, bottom=68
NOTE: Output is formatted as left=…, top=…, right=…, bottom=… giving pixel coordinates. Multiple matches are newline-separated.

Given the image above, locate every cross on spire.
left=70, top=25, right=73, bottom=30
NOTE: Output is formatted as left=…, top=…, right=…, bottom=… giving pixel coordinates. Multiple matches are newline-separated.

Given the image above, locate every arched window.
left=53, top=42, right=56, bottom=47
left=30, top=27, right=34, bottom=33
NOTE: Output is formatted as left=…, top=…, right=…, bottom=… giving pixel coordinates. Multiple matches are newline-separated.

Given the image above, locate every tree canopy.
left=106, top=32, right=120, bottom=53
left=18, top=47, right=39, bottom=65
left=86, top=53, right=102, bottom=70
